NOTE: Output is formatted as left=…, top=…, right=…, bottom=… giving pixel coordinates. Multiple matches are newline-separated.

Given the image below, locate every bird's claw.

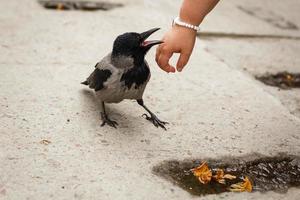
left=142, top=113, right=168, bottom=130
left=101, top=115, right=118, bottom=128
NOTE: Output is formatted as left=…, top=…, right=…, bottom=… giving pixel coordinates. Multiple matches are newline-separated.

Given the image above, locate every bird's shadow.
left=80, top=89, right=137, bottom=131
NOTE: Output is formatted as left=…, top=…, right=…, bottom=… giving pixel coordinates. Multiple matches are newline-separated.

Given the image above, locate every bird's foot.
left=142, top=113, right=168, bottom=130
left=101, top=114, right=118, bottom=128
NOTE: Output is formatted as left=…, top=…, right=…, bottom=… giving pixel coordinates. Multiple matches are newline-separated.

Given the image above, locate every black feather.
left=81, top=80, right=88, bottom=85
left=83, top=68, right=112, bottom=91
left=121, top=62, right=149, bottom=89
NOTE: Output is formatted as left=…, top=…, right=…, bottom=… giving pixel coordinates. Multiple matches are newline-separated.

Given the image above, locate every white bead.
left=173, top=17, right=199, bottom=31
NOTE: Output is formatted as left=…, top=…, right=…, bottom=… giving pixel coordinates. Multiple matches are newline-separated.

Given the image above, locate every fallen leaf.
left=213, top=169, right=236, bottom=184
left=229, top=176, right=252, bottom=192
left=213, top=169, right=226, bottom=184
left=40, top=139, right=51, bottom=145
left=191, top=161, right=212, bottom=184
left=57, top=3, right=64, bottom=10
left=223, top=174, right=237, bottom=180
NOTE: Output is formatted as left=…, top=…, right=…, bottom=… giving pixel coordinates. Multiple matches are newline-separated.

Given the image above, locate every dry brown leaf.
left=213, top=169, right=225, bottom=184
left=229, top=176, right=252, bottom=192
left=191, top=161, right=212, bottom=184
left=223, top=174, right=237, bottom=180
left=213, top=169, right=236, bottom=184
left=286, top=74, right=293, bottom=81
left=40, top=139, right=51, bottom=145
left=57, top=3, right=64, bottom=10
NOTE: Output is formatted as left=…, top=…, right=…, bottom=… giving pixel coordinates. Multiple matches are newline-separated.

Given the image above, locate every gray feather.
left=82, top=53, right=149, bottom=103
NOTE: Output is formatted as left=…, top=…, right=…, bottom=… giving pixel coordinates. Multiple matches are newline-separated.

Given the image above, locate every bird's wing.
left=82, top=54, right=114, bottom=91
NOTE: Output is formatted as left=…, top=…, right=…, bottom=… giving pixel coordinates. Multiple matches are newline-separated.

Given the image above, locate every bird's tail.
left=81, top=80, right=89, bottom=85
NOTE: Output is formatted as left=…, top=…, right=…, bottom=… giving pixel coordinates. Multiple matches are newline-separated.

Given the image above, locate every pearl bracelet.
left=172, top=17, right=200, bottom=32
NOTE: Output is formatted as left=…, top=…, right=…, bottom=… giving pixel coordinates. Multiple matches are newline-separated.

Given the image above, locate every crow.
left=81, top=28, right=168, bottom=130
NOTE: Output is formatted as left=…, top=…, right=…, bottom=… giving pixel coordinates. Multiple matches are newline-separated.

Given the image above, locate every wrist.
left=179, top=15, right=204, bottom=27
left=173, top=17, right=200, bottom=32
left=172, top=25, right=197, bottom=38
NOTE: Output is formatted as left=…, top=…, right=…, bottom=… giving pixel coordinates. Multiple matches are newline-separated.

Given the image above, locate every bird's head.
left=112, top=28, right=162, bottom=63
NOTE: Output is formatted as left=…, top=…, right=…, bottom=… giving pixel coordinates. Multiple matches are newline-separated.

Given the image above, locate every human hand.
left=156, top=25, right=197, bottom=72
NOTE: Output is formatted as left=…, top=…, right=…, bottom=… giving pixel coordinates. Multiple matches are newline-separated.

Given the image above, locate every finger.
left=176, top=52, right=191, bottom=72
left=163, top=63, right=176, bottom=73
left=158, top=53, right=176, bottom=73
left=155, top=45, right=161, bottom=63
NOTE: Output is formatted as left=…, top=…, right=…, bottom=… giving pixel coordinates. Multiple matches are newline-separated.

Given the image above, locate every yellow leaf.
left=213, top=169, right=236, bottom=184
left=286, top=74, right=293, bottom=81
left=223, top=174, right=237, bottom=180
left=191, top=161, right=212, bottom=184
left=57, top=3, right=64, bottom=10
left=229, top=176, right=253, bottom=192
left=213, top=169, right=226, bottom=184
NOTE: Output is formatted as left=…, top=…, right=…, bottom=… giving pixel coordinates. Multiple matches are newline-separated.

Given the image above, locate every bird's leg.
left=137, top=99, right=168, bottom=130
left=100, top=101, right=118, bottom=128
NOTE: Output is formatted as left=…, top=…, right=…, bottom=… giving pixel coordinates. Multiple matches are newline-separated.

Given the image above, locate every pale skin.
left=156, top=0, right=219, bottom=72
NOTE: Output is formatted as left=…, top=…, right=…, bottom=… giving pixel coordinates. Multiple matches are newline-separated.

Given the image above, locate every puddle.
left=256, top=72, right=300, bottom=89
left=153, top=154, right=300, bottom=196
left=38, top=0, right=123, bottom=11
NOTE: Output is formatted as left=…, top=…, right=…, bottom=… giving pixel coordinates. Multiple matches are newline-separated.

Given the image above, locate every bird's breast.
left=120, top=61, right=150, bottom=90
left=96, top=66, right=150, bottom=103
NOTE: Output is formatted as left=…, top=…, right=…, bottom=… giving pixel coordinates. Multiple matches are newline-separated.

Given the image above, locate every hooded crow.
left=81, top=28, right=168, bottom=130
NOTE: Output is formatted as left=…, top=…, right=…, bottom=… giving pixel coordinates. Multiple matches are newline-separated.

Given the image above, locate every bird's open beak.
left=140, top=28, right=163, bottom=48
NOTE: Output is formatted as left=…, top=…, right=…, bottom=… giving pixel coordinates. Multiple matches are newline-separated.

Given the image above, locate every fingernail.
left=177, top=68, right=182, bottom=72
